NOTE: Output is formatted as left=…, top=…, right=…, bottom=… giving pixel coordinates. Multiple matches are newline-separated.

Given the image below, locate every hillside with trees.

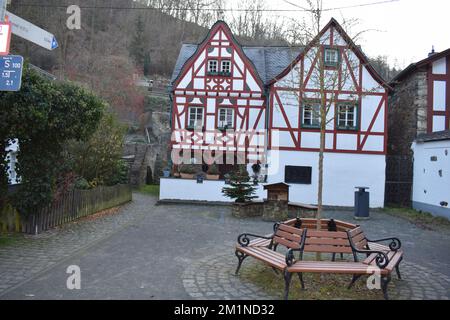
left=8, top=0, right=398, bottom=125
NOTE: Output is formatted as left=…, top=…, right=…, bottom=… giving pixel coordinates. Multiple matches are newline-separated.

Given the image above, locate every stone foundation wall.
left=231, top=201, right=317, bottom=221
left=231, top=202, right=264, bottom=218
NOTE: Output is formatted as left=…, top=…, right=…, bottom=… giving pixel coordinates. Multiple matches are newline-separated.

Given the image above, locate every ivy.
left=0, top=64, right=105, bottom=216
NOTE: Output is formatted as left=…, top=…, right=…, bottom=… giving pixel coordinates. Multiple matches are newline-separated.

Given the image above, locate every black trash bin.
left=354, top=187, right=370, bottom=220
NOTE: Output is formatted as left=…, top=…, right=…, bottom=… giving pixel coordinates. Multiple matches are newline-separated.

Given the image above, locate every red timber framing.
left=170, top=21, right=266, bottom=163
left=268, top=18, right=390, bottom=155
left=427, top=55, right=450, bottom=132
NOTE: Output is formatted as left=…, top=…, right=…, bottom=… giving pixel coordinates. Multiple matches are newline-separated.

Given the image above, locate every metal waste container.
left=354, top=187, right=370, bottom=220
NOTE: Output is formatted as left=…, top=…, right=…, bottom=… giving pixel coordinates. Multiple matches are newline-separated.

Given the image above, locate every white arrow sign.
left=6, top=11, right=58, bottom=51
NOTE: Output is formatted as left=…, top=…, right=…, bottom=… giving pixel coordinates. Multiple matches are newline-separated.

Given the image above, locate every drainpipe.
left=263, top=85, right=270, bottom=183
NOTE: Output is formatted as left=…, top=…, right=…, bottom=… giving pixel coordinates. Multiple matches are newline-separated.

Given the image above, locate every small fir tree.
left=222, top=165, right=257, bottom=203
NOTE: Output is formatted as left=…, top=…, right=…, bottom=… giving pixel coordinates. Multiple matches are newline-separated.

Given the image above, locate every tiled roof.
left=170, top=44, right=304, bottom=86
left=416, top=130, right=450, bottom=142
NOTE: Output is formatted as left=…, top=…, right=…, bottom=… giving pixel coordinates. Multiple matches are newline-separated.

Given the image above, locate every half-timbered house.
left=160, top=19, right=390, bottom=207
left=387, top=48, right=450, bottom=206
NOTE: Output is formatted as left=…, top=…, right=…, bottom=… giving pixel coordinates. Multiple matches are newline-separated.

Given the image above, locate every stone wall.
left=231, top=202, right=264, bottom=218
left=388, top=69, right=428, bottom=156
left=231, top=201, right=317, bottom=221
left=387, top=68, right=428, bottom=206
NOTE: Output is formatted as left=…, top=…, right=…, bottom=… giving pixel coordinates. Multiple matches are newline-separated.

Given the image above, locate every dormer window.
left=324, top=48, right=340, bottom=67
left=221, top=60, right=231, bottom=76
left=208, top=60, right=218, bottom=74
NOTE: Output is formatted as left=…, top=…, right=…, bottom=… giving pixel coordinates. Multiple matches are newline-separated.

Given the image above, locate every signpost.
left=6, top=11, right=58, bottom=51
left=0, top=54, right=23, bottom=91
left=0, top=0, right=6, bottom=21
left=0, top=21, right=10, bottom=55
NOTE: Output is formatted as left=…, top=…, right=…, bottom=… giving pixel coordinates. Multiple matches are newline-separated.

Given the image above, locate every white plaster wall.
left=160, top=178, right=266, bottom=202
left=266, top=150, right=386, bottom=207
left=412, top=140, right=450, bottom=209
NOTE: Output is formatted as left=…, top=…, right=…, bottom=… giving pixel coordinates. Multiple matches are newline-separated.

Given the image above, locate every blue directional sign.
left=0, top=55, right=23, bottom=91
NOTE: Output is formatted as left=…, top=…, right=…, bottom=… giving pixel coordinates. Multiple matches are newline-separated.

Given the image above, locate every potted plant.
left=179, top=164, right=197, bottom=179
left=206, top=164, right=220, bottom=180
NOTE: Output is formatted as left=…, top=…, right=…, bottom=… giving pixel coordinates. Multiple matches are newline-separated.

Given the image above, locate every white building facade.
left=411, top=132, right=450, bottom=219
left=161, top=19, right=390, bottom=208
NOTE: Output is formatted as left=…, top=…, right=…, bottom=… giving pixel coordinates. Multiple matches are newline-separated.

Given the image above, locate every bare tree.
left=278, top=0, right=376, bottom=236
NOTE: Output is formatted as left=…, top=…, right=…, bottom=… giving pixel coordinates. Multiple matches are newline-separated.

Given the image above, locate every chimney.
left=428, top=46, right=436, bottom=57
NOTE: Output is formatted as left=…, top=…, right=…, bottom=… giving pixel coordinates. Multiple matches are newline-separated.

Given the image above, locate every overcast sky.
left=239, top=0, right=450, bottom=69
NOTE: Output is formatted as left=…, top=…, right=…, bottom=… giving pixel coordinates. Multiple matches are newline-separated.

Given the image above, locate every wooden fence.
left=5, top=185, right=132, bottom=234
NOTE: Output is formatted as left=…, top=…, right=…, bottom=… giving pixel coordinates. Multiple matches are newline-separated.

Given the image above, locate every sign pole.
left=0, top=0, right=6, bottom=22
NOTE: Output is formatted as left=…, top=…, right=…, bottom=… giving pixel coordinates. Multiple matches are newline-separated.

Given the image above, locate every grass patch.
left=0, top=234, right=19, bottom=247
left=138, top=184, right=160, bottom=197
left=382, top=206, right=450, bottom=230
left=240, top=260, right=385, bottom=300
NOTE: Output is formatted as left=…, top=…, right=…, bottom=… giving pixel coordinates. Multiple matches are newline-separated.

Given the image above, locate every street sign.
left=0, top=55, right=23, bottom=91
left=6, top=11, right=58, bottom=51
left=0, top=21, right=11, bottom=55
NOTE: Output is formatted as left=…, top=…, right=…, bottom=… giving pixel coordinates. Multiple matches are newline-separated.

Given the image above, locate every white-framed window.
left=324, top=48, right=339, bottom=67
left=207, top=60, right=218, bottom=74
left=218, top=108, right=234, bottom=129
left=302, top=103, right=321, bottom=128
left=188, top=107, right=204, bottom=129
left=337, top=104, right=357, bottom=130
left=221, top=60, right=231, bottom=75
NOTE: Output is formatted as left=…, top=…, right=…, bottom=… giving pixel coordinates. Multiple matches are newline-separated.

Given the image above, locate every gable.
left=270, top=18, right=389, bottom=92
left=172, top=21, right=264, bottom=93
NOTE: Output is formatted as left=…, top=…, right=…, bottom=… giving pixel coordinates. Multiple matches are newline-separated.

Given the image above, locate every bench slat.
left=304, top=244, right=353, bottom=253
left=273, top=236, right=301, bottom=249
left=348, top=226, right=363, bottom=237
left=306, top=230, right=348, bottom=239
left=278, top=224, right=303, bottom=235
left=276, top=230, right=302, bottom=243
left=287, top=261, right=388, bottom=274
left=237, top=246, right=286, bottom=269
left=305, top=237, right=350, bottom=246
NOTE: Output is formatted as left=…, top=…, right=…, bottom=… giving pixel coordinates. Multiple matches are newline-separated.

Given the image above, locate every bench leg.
left=331, top=253, right=336, bottom=262
left=284, top=271, right=293, bottom=300
left=297, top=273, right=305, bottom=289
left=340, top=253, right=344, bottom=259
left=234, top=251, right=248, bottom=275
left=347, top=274, right=362, bottom=289
left=395, top=257, right=403, bottom=280
left=381, top=275, right=391, bottom=300
left=272, top=243, right=279, bottom=252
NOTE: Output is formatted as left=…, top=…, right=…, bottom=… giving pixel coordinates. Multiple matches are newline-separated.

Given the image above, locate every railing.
left=18, top=185, right=132, bottom=234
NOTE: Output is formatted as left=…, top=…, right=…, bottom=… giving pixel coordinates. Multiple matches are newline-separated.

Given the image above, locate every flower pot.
left=180, top=173, right=195, bottom=179
left=206, top=174, right=220, bottom=180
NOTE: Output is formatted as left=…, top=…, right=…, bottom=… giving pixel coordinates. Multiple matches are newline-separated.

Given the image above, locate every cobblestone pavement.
left=182, top=244, right=450, bottom=300
left=0, top=194, right=153, bottom=296
left=0, top=193, right=449, bottom=300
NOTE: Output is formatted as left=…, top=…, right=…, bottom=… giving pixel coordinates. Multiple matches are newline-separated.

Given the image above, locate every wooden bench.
left=235, top=220, right=403, bottom=300
left=234, top=223, right=305, bottom=275
left=284, top=226, right=403, bottom=300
